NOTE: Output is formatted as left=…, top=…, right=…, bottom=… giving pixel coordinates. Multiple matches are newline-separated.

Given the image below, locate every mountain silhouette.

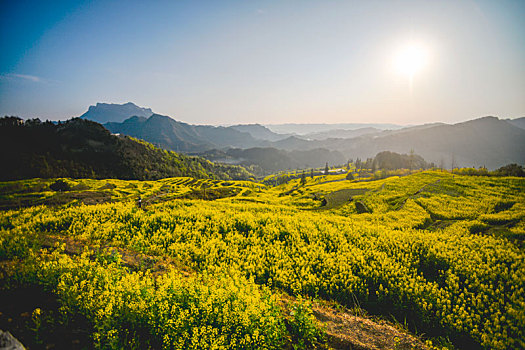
left=80, top=102, right=153, bottom=124
left=105, top=114, right=267, bottom=152
left=89, top=104, right=525, bottom=170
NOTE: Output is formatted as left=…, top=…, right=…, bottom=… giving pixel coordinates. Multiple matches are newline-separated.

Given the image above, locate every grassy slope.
left=1, top=171, right=524, bottom=349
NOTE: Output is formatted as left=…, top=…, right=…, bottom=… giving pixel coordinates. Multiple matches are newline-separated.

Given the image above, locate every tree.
left=409, top=149, right=415, bottom=170
left=324, top=162, right=329, bottom=175
left=310, top=169, right=314, bottom=178
left=373, top=151, right=428, bottom=170
left=355, top=158, right=361, bottom=170
left=496, top=164, right=525, bottom=177
left=346, top=171, right=354, bottom=180
left=0, top=116, right=23, bottom=127
left=364, top=158, right=373, bottom=170
left=50, top=179, right=71, bottom=192
left=300, top=171, right=306, bottom=185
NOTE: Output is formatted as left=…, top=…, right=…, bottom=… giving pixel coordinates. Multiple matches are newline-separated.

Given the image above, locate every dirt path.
left=312, top=306, right=427, bottom=350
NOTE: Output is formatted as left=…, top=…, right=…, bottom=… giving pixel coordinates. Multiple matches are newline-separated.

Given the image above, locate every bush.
left=49, top=179, right=71, bottom=192
left=495, top=164, right=525, bottom=177
left=287, top=298, right=324, bottom=349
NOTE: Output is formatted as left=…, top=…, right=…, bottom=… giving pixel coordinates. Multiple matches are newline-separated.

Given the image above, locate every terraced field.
left=1, top=171, right=524, bottom=349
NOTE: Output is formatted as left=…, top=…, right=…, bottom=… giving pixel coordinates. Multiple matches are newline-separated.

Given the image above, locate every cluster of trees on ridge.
left=264, top=149, right=524, bottom=186
left=0, top=117, right=253, bottom=181
left=355, top=150, right=431, bottom=171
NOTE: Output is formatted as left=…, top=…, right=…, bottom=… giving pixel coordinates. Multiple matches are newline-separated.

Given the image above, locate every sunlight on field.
left=1, top=170, right=524, bottom=349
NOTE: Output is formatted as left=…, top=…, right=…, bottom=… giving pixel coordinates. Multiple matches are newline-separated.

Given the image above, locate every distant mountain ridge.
left=320, top=116, right=525, bottom=169
left=228, top=124, right=289, bottom=141
left=300, top=127, right=381, bottom=140
left=80, top=102, right=525, bottom=170
left=265, top=122, right=404, bottom=135
left=105, top=114, right=268, bottom=152
left=80, top=102, right=153, bottom=124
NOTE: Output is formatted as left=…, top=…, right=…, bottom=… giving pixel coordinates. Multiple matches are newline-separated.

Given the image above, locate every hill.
left=507, top=117, right=525, bottom=130
left=337, top=116, right=525, bottom=169
left=228, top=124, right=289, bottom=141
left=79, top=102, right=153, bottom=123
left=105, top=114, right=213, bottom=152
left=105, top=114, right=267, bottom=152
left=264, top=122, right=404, bottom=135
left=287, top=117, right=525, bottom=170
left=0, top=117, right=253, bottom=181
left=301, top=127, right=381, bottom=140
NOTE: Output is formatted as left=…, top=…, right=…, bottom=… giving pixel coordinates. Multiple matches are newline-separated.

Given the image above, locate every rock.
left=0, top=330, right=26, bottom=350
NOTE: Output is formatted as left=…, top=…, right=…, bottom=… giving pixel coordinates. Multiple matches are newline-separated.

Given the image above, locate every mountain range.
left=79, top=102, right=525, bottom=170
left=105, top=114, right=268, bottom=152
left=264, top=122, right=404, bottom=135
left=325, top=116, right=525, bottom=169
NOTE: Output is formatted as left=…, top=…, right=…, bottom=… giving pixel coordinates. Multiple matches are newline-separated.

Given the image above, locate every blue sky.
left=1, top=0, right=524, bottom=124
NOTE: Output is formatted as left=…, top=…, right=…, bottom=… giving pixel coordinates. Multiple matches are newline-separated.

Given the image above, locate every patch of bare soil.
left=312, top=306, right=427, bottom=350
left=277, top=294, right=428, bottom=350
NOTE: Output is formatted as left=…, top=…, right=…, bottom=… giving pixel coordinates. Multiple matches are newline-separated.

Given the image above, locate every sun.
left=393, top=43, right=428, bottom=79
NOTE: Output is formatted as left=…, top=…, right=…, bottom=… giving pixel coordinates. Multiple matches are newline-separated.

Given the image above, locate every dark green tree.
left=355, top=158, right=361, bottom=170
left=50, top=179, right=71, bottom=192
left=496, top=164, right=525, bottom=177
left=324, top=162, right=329, bottom=175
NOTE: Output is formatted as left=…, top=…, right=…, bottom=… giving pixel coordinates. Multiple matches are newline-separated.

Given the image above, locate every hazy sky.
left=1, top=0, right=524, bottom=125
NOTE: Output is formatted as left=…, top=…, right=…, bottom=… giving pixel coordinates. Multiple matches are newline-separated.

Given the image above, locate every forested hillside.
left=0, top=117, right=253, bottom=181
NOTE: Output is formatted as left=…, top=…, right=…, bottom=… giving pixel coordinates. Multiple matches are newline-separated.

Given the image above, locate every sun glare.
left=394, top=44, right=428, bottom=78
